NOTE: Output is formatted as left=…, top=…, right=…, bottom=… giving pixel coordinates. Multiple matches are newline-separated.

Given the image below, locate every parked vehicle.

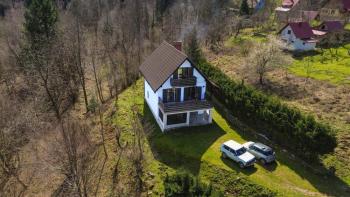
left=243, top=142, right=276, bottom=164
left=220, top=140, right=256, bottom=168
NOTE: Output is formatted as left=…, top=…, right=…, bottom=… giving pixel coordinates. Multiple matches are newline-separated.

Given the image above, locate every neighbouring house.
left=312, top=21, right=344, bottom=38
left=317, top=21, right=344, bottom=32
left=139, top=41, right=213, bottom=131
left=320, top=0, right=350, bottom=21
left=275, top=0, right=321, bottom=22
left=279, top=22, right=318, bottom=51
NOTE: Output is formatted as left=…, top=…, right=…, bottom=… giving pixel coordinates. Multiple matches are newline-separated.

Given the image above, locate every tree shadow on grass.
left=143, top=103, right=225, bottom=175
left=220, top=157, right=257, bottom=175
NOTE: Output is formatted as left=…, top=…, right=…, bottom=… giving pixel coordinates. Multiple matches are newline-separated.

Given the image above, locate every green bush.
left=164, top=171, right=223, bottom=197
left=196, top=59, right=337, bottom=161
left=201, top=163, right=276, bottom=197
left=87, top=97, right=99, bottom=113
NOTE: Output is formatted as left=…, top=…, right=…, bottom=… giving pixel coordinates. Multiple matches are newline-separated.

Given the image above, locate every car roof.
left=254, top=143, right=273, bottom=151
left=223, top=140, right=243, bottom=151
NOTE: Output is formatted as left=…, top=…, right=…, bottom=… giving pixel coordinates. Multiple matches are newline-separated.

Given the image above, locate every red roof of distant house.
left=286, top=22, right=314, bottom=39
left=343, top=0, right=350, bottom=11
left=282, top=0, right=300, bottom=8
left=320, top=21, right=344, bottom=32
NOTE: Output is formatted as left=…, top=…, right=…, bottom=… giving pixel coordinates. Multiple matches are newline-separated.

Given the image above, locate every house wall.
left=292, top=39, right=316, bottom=51
left=281, top=25, right=296, bottom=41
left=144, top=80, right=164, bottom=130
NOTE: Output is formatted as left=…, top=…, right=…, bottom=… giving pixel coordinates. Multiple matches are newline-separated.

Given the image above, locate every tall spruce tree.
left=240, top=0, right=250, bottom=16
left=185, top=29, right=202, bottom=65
left=24, top=0, right=58, bottom=44
left=20, top=0, right=78, bottom=119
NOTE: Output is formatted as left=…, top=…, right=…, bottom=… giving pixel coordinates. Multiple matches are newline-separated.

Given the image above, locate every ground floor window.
left=167, top=113, right=187, bottom=125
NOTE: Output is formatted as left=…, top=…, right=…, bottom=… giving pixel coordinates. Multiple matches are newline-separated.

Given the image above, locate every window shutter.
left=196, top=87, right=202, bottom=100
left=163, top=89, right=167, bottom=103
left=176, top=88, right=181, bottom=102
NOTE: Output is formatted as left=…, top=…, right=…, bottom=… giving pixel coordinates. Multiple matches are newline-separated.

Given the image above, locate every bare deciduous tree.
left=248, top=35, right=288, bottom=85
left=51, top=119, right=100, bottom=197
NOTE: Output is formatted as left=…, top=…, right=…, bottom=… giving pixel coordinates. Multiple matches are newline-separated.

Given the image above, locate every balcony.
left=170, top=76, right=197, bottom=87
left=159, top=98, right=212, bottom=113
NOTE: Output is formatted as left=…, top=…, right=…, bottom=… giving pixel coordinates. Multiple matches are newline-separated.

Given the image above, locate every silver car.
left=243, top=142, right=276, bottom=164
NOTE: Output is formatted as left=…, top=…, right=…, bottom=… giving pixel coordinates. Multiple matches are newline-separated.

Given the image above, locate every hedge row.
left=197, top=59, right=337, bottom=160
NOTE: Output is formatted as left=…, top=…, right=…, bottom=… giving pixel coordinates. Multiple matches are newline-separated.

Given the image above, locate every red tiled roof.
left=343, top=0, right=350, bottom=10
left=320, top=21, right=344, bottom=32
left=282, top=0, right=299, bottom=8
left=289, top=22, right=314, bottom=39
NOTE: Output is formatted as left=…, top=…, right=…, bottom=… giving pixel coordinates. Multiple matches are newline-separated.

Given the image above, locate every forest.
left=1, top=0, right=349, bottom=196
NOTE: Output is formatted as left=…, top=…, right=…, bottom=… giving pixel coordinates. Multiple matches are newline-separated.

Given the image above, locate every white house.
left=279, top=22, right=318, bottom=51
left=139, top=41, right=213, bottom=131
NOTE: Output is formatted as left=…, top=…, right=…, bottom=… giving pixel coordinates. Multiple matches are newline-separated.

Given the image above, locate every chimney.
left=173, top=41, right=182, bottom=51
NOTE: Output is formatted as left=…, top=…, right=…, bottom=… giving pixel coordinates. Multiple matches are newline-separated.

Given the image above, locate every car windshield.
left=236, top=148, right=246, bottom=156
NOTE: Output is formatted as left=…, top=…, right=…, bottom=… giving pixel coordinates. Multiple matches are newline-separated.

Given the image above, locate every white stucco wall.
left=144, top=80, right=164, bottom=130
left=280, top=25, right=316, bottom=51
left=156, top=60, right=207, bottom=102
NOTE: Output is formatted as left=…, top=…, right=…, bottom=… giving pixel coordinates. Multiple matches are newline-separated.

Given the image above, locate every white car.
left=220, top=140, right=256, bottom=168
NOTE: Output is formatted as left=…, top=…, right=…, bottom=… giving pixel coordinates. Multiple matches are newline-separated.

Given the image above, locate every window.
left=147, top=91, right=149, bottom=98
left=303, top=42, right=305, bottom=45
left=184, top=87, right=202, bottom=101
left=173, top=67, right=194, bottom=79
left=159, top=109, right=163, bottom=122
left=236, top=148, right=246, bottom=156
left=167, top=113, right=187, bottom=125
left=287, top=30, right=291, bottom=34
left=223, top=145, right=230, bottom=151
left=163, top=88, right=181, bottom=103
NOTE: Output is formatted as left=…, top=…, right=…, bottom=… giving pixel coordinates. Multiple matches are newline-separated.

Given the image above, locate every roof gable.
left=139, top=41, right=188, bottom=92
left=289, top=22, right=314, bottom=39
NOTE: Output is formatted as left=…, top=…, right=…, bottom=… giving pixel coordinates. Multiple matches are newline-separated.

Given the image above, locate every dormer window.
left=287, top=30, right=291, bottom=34
left=173, top=67, right=194, bottom=79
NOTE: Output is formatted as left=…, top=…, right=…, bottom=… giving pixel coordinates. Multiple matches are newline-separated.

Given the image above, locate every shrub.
left=87, top=97, right=99, bottom=113
left=196, top=59, right=337, bottom=161
left=164, top=171, right=223, bottom=197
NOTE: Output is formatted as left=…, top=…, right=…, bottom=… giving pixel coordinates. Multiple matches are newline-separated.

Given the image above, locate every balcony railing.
left=170, top=76, right=197, bottom=87
left=158, top=97, right=212, bottom=113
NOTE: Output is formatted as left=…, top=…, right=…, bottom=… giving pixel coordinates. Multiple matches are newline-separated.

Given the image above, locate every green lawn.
left=117, top=79, right=349, bottom=196
left=289, top=44, right=350, bottom=85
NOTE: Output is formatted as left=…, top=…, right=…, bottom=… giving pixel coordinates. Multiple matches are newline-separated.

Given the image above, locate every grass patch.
left=289, top=44, right=350, bottom=85
left=113, top=79, right=349, bottom=196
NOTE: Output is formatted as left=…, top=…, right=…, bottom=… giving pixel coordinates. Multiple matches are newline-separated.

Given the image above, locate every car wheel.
left=260, top=159, right=266, bottom=165
left=239, top=162, right=245, bottom=169
left=222, top=152, right=227, bottom=159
